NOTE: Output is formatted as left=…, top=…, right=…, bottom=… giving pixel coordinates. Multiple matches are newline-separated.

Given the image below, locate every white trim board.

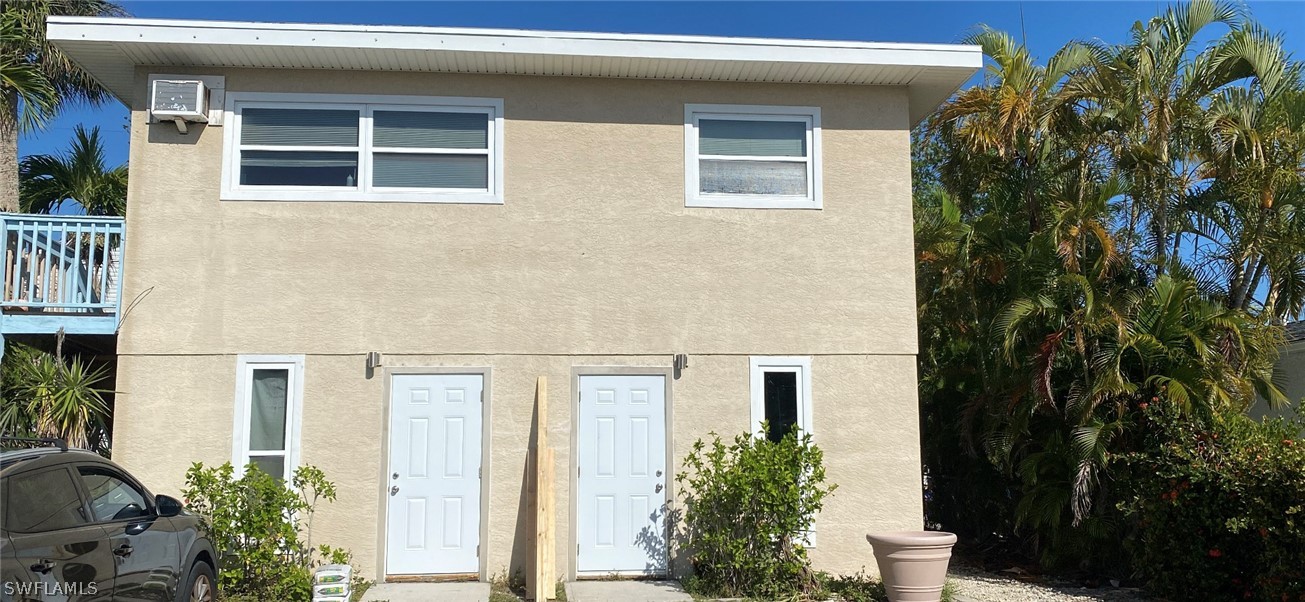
left=748, top=356, right=814, bottom=438
left=47, top=17, right=980, bottom=125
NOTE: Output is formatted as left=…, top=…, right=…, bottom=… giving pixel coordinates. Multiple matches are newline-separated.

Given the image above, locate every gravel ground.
left=948, top=564, right=1151, bottom=602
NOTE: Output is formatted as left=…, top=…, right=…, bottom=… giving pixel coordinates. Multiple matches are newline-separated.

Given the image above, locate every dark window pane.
left=764, top=371, right=799, bottom=443
left=240, top=151, right=358, bottom=187
left=249, top=456, right=286, bottom=482
left=2, top=468, right=87, bottom=532
left=373, top=153, right=489, bottom=189
left=250, top=368, right=289, bottom=451
left=77, top=467, right=150, bottom=522
left=699, top=119, right=807, bottom=157
left=373, top=111, right=488, bottom=149
left=240, top=108, right=359, bottom=146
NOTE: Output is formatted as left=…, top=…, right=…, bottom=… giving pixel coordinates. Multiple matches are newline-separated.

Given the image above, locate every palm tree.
left=933, top=27, right=1093, bottom=234
left=20, top=124, right=126, bottom=215
left=0, top=14, right=56, bottom=133
left=915, top=6, right=1301, bottom=569
left=1069, top=0, right=1289, bottom=274
left=1, top=0, right=127, bottom=213
left=1196, top=76, right=1305, bottom=318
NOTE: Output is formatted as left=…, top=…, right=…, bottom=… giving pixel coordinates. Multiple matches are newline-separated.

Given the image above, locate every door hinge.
left=478, top=467, right=482, bottom=479
left=577, top=544, right=580, bottom=556
left=477, top=545, right=480, bottom=557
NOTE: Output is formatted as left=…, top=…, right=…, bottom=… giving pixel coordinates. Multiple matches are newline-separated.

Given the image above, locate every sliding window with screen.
left=222, top=93, right=503, bottom=203
left=685, top=104, right=822, bottom=209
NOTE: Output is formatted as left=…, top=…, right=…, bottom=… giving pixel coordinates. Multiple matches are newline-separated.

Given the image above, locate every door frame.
left=376, top=366, right=492, bottom=582
left=569, top=366, right=675, bottom=580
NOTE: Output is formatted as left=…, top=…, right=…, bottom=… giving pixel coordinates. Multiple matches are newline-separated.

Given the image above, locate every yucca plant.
left=1, top=343, right=113, bottom=452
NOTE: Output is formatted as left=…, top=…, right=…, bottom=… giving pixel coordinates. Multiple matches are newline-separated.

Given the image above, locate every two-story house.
left=41, top=17, right=980, bottom=583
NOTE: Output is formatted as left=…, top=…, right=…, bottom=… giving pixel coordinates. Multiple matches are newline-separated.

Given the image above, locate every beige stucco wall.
left=115, top=353, right=920, bottom=581
left=119, top=67, right=917, bottom=357
left=111, top=66, right=923, bottom=581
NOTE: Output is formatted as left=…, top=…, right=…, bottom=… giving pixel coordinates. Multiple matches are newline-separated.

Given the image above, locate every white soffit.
left=47, top=17, right=981, bottom=124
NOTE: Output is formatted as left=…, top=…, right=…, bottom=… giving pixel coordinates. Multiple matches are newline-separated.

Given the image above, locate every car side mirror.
left=155, top=494, right=183, bottom=518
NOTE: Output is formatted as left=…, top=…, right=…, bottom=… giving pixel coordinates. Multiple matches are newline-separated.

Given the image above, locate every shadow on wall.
left=147, top=122, right=206, bottom=145
left=509, top=391, right=541, bottom=577
left=635, top=506, right=674, bottom=576
left=204, top=68, right=901, bottom=130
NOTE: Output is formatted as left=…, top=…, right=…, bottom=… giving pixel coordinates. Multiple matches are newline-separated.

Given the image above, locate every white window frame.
left=748, top=355, right=818, bottom=546
left=231, top=354, right=305, bottom=482
left=685, top=104, right=822, bottom=210
left=749, top=356, right=814, bottom=439
left=221, top=92, right=505, bottom=204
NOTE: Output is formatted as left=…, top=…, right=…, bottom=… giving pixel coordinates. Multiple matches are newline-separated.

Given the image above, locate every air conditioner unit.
left=150, top=79, right=208, bottom=132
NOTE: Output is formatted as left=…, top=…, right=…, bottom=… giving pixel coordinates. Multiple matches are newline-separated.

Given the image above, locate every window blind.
left=699, top=119, right=807, bottom=157
left=373, top=111, right=488, bottom=149
left=241, top=108, right=359, bottom=147
left=373, top=154, right=488, bottom=189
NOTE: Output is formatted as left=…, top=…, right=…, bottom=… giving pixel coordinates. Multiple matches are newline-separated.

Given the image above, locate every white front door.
left=577, top=374, right=668, bottom=574
left=386, top=374, right=483, bottom=575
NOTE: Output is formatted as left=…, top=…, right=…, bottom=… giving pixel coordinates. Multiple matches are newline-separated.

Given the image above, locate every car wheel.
left=181, top=561, right=215, bottom=602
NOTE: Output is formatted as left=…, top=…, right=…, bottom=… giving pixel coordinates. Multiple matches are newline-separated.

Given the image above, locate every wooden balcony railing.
left=0, top=213, right=125, bottom=335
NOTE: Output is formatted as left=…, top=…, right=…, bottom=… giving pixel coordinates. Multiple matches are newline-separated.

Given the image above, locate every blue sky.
left=23, top=1, right=1305, bottom=166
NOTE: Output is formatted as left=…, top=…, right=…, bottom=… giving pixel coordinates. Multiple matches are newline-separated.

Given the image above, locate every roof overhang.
left=47, top=17, right=980, bottom=124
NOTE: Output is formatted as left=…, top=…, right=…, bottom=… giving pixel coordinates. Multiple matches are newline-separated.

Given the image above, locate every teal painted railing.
left=0, top=213, right=125, bottom=335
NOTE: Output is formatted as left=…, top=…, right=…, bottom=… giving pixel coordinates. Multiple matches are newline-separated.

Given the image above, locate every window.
left=2, top=468, right=87, bottom=532
left=78, top=467, right=150, bottom=522
left=685, top=104, right=821, bottom=209
left=222, top=93, right=504, bottom=203
left=232, top=355, right=305, bottom=482
left=749, top=356, right=813, bottom=441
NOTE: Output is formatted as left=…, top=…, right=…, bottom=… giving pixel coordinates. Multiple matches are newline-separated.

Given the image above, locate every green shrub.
left=1118, top=408, right=1305, bottom=601
left=675, top=427, right=836, bottom=599
left=182, top=462, right=353, bottom=601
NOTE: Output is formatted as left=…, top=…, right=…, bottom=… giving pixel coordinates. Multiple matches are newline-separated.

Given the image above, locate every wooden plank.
left=527, top=376, right=555, bottom=601
left=542, top=447, right=555, bottom=598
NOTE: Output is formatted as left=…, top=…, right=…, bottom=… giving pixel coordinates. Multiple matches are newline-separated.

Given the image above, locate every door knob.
left=392, top=473, right=399, bottom=480
left=390, top=485, right=400, bottom=496
left=655, top=483, right=664, bottom=493
left=656, top=470, right=662, bottom=477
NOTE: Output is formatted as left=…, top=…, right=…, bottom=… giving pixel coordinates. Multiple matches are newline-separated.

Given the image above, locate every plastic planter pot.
left=865, top=531, right=957, bottom=602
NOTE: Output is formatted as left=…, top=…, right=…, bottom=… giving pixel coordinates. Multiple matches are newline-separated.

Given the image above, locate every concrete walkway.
left=361, top=581, right=491, bottom=602
left=565, top=580, right=692, bottom=602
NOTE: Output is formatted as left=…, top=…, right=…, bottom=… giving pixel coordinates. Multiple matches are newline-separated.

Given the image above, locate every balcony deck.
left=0, top=213, right=125, bottom=336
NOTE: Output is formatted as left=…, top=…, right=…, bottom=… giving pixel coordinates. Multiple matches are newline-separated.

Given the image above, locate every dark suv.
left=0, top=439, right=217, bottom=602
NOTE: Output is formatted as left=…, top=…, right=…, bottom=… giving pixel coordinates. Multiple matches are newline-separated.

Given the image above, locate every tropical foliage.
left=916, top=0, right=1305, bottom=580
left=0, top=342, right=113, bottom=452
left=20, top=124, right=127, bottom=215
left=0, top=0, right=127, bottom=212
left=1118, top=407, right=1305, bottom=600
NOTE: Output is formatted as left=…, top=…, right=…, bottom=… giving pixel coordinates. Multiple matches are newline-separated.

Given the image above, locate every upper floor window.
left=222, top=93, right=504, bottom=203
left=685, top=104, right=822, bottom=209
